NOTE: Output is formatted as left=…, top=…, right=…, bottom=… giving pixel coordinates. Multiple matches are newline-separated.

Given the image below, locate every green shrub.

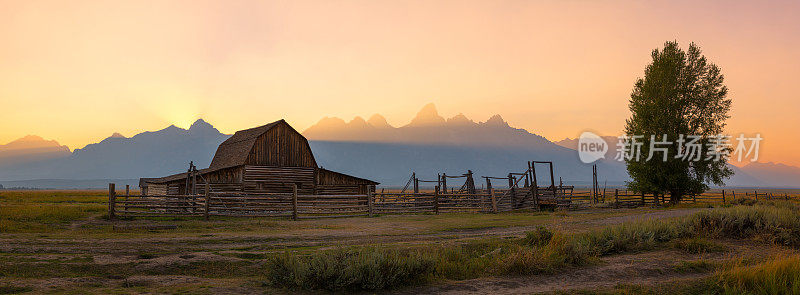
left=715, top=255, right=800, bottom=294
left=267, top=248, right=435, bottom=291
left=577, top=219, right=691, bottom=256
left=501, top=233, right=592, bottom=275
left=429, top=240, right=500, bottom=280
left=685, top=205, right=800, bottom=246
left=731, top=198, right=757, bottom=206
left=522, top=226, right=554, bottom=247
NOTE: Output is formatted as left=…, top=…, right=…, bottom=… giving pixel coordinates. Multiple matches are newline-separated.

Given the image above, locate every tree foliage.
left=625, top=41, right=733, bottom=203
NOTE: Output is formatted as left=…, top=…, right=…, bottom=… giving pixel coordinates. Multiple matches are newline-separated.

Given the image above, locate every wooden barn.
left=140, top=120, right=378, bottom=195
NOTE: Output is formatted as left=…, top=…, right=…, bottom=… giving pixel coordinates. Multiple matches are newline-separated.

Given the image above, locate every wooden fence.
left=610, top=189, right=794, bottom=207
left=110, top=183, right=371, bottom=220
left=613, top=189, right=661, bottom=208
left=689, top=190, right=790, bottom=203
left=108, top=183, right=797, bottom=220
left=372, top=186, right=496, bottom=214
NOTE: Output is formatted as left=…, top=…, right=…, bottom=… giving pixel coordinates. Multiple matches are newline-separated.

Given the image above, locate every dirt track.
left=1, top=208, right=702, bottom=255
left=1, top=207, right=712, bottom=293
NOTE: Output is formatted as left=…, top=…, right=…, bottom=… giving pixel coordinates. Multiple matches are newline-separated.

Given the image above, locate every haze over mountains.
left=0, top=104, right=797, bottom=188
left=305, top=103, right=626, bottom=185
left=0, top=135, right=71, bottom=166
left=0, top=120, right=228, bottom=186
left=305, top=103, right=551, bottom=148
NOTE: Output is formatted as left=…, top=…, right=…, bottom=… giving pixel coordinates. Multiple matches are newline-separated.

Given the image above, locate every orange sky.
left=1, top=0, right=798, bottom=166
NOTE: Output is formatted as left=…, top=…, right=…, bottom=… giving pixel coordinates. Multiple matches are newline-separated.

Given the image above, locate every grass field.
left=2, top=189, right=800, bottom=294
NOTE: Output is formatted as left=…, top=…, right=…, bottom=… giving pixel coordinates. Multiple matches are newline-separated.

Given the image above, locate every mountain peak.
left=484, top=114, right=509, bottom=127
left=317, top=117, right=347, bottom=127
left=188, top=119, right=221, bottom=135
left=0, top=135, right=70, bottom=154
left=3, top=135, right=64, bottom=149
left=109, top=132, right=126, bottom=139
left=447, top=113, right=476, bottom=126
left=367, top=114, right=391, bottom=128
left=189, top=119, right=210, bottom=130
left=17, top=135, right=46, bottom=142
left=349, top=116, right=368, bottom=127
left=408, top=103, right=445, bottom=127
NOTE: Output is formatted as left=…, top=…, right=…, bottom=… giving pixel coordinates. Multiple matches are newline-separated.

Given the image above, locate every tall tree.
left=625, top=41, right=733, bottom=203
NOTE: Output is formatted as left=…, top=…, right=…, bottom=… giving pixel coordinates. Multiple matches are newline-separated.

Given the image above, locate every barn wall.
left=167, top=183, right=181, bottom=195
left=159, top=166, right=244, bottom=194
left=316, top=169, right=376, bottom=195
left=242, top=165, right=315, bottom=194
left=204, top=166, right=242, bottom=183
left=148, top=184, right=167, bottom=195
left=245, top=123, right=317, bottom=168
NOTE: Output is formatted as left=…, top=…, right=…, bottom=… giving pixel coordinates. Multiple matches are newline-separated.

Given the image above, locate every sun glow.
left=0, top=0, right=799, bottom=165
left=139, top=90, right=204, bottom=130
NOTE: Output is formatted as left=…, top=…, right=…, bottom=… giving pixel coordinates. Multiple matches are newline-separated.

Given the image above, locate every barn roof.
left=208, top=120, right=284, bottom=171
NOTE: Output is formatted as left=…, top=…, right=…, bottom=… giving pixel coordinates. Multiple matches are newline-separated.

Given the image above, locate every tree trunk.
left=669, top=193, right=681, bottom=205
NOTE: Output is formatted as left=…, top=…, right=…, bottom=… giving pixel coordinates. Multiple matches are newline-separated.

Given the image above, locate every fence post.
left=292, top=183, right=298, bottom=220
left=641, top=193, right=645, bottom=206
left=614, top=189, right=619, bottom=209
left=602, top=187, right=606, bottom=203
left=442, top=173, right=447, bottom=194
left=755, top=190, right=758, bottom=201
left=204, top=183, right=211, bottom=221
left=108, top=183, right=116, bottom=220
left=489, top=186, right=498, bottom=213
left=367, top=189, right=374, bottom=217
left=722, top=190, right=726, bottom=203
left=434, top=186, right=440, bottom=215
left=124, top=184, right=130, bottom=212
left=510, top=186, right=516, bottom=208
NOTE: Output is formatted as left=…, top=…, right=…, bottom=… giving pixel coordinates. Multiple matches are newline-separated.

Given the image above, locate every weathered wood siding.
left=205, top=166, right=243, bottom=184
left=167, top=183, right=181, bottom=195
left=148, top=184, right=167, bottom=195
left=160, top=166, right=244, bottom=194
left=245, top=123, right=317, bottom=168
left=242, top=165, right=315, bottom=194
left=316, top=169, right=375, bottom=195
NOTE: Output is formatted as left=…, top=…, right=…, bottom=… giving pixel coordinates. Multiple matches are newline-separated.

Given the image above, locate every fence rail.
left=107, top=183, right=797, bottom=220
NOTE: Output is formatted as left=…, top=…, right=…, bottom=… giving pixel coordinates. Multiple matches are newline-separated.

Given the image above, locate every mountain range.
left=0, top=119, right=228, bottom=182
left=304, top=103, right=626, bottom=186
left=0, top=104, right=797, bottom=188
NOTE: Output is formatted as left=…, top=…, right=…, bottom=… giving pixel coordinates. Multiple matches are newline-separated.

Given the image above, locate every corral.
left=113, top=153, right=793, bottom=220
left=126, top=121, right=792, bottom=220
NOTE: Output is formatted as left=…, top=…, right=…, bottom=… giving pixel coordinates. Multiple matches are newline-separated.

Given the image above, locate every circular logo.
left=578, top=131, right=607, bottom=163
